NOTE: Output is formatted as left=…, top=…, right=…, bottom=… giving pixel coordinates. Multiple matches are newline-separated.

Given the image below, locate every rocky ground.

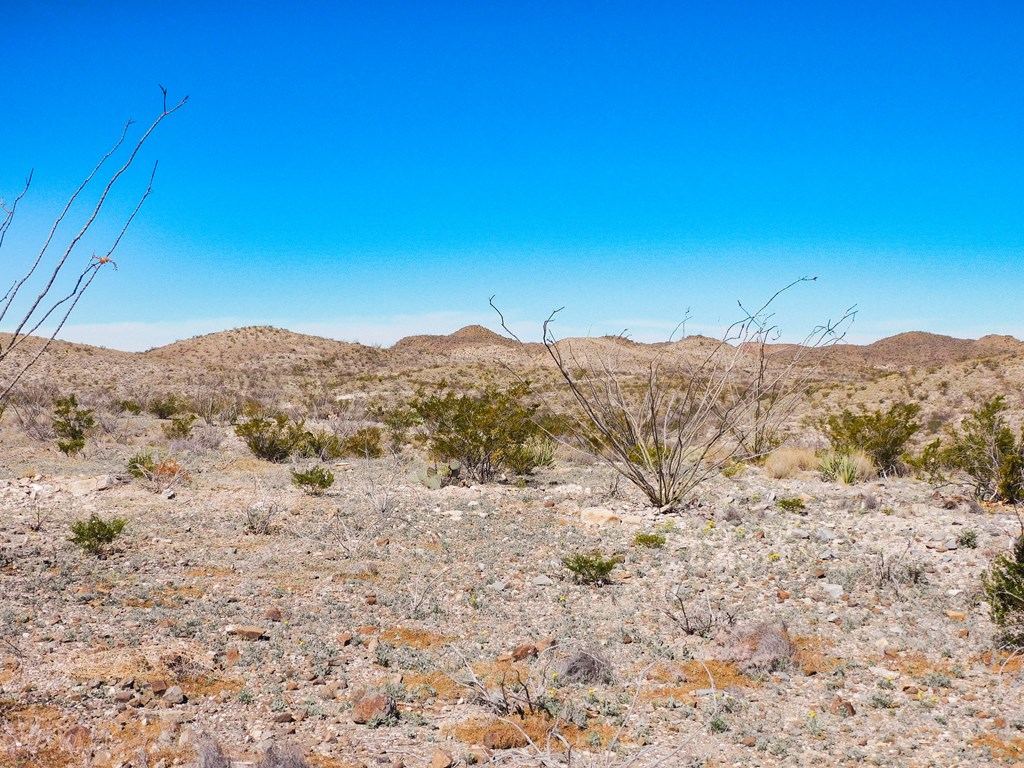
left=1, top=432, right=1023, bottom=768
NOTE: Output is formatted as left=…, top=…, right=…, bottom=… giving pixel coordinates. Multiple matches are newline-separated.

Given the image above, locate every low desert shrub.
left=291, top=466, right=335, bottom=495
left=943, top=396, right=1024, bottom=503
left=163, top=413, right=197, bottom=440
left=763, top=446, right=818, bottom=478
left=822, top=402, right=921, bottom=475
left=633, top=531, right=666, bottom=548
left=410, top=382, right=541, bottom=482
left=503, top=436, right=557, bottom=475
left=235, top=413, right=306, bottom=463
left=295, top=428, right=343, bottom=461
left=982, top=533, right=1024, bottom=645
left=70, top=514, right=127, bottom=555
left=562, top=551, right=621, bottom=584
left=52, top=394, right=95, bottom=456
left=819, top=449, right=875, bottom=484
left=127, top=451, right=156, bottom=478
left=148, top=394, right=190, bottom=419
left=776, top=496, right=806, bottom=512
left=342, top=426, right=384, bottom=459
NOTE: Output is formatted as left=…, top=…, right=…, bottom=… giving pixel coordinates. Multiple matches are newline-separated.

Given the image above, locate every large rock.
left=68, top=475, right=115, bottom=496
left=580, top=507, right=621, bottom=527
left=351, top=692, right=397, bottom=724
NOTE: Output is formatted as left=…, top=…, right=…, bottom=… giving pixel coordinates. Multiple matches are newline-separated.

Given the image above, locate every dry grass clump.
left=763, top=446, right=818, bottom=478
left=557, top=649, right=613, bottom=686
left=717, top=621, right=796, bottom=674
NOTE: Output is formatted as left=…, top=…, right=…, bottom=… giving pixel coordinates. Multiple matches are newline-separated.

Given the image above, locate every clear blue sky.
left=2, top=2, right=1022, bottom=350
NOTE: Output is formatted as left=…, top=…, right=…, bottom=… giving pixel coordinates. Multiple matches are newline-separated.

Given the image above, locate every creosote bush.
left=943, top=396, right=1024, bottom=503
left=342, top=426, right=384, bottom=459
left=822, top=401, right=920, bottom=475
left=562, top=552, right=621, bottom=584
left=410, top=381, right=541, bottom=482
left=70, top=514, right=127, bottom=555
left=162, top=413, right=196, bottom=440
left=982, top=532, right=1024, bottom=645
left=291, top=466, right=335, bottom=495
left=235, top=412, right=306, bottom=463
left=52, top=394, right=95, bottom=456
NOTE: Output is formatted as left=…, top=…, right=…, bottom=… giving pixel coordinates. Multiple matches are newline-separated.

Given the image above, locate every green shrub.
left=127, top=451, right=156, bottom=478
left=52, top=394, right=95, bottom=456
left=562, top=552, right=621, bottom=584
left=776, top=497, right=806, bottom=512
left=296, top=428, right=343, bottom=460
left=291, top=466, right=335, bottom=495
left=943, top=396, right=1024, bottom=502
left=235, top=413, right=305, bottom=462
left=148, top=394, right=189, bottom=419
left=116, top=399, right=143, bottom=415
left=982, top=533, right=1024, bottom=645
left=410, top=382, right=541, bottom=482
left=821, top=402, right=921, bottom=475
left=162, top=413, right=196, bottom=440
left=503, top=436, right=557, bottom=475
left=342, top=427, right=384, bottom=459
left=368, top=403, right=420, bottom=453
left=957, top=529, right=978, bottom=549
left=70, top=514, right=127, bottom=555
left=633, top=531, right=666, bottom=548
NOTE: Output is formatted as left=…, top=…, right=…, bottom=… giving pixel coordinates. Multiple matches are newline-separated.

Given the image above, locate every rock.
left=365, top=594, right=378, bottom=605
left=263, top=607, right=283, bottom=622
left=272, top=712, right=294, bottom=723
left=777, top=590, right=790, bottom=601
left=429, top=749, right=454, bottom=768
left=531, top=574, right=554, bottom=587
left=113, top=689, right=134, bottom=703
left=821, top=583, right=844, bottom=600
left=741, top=736, right=757, bottom=747
left=337, top=633, right=354, bottom=646
left=512, top=643, right=538, bottom=661
left=163, top=685, right=186, bottom=704
left=811, top=568, right=827, bottom=579
left=351, top=692, right=397, bottom=724
left=62, top=724, right=92, bottom=749
left=483, top=726, right=528, bottom=749
left=162, top=487, right=176, bottom=499
left=945, top=610, right=966, bottom=622
left=68, top=475, right=114, bottom=496
left=226, top=625, right=268, bottom=640
left=580, top=507, right=622, bottom=527
left=828, top=696, right=856, bottom=717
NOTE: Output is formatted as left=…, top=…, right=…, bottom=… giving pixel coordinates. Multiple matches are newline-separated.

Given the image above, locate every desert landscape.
left=1, top=325, right=1023, bottom=768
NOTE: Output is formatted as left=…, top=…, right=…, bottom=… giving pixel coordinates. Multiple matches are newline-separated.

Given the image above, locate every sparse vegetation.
left=562, top=551, right=621, bottom=584
left=982, top=532, right=1024, bottom=645
left=291, top=465, right=335, bottom=495
left=822, top=401, right=921, bottom=475
left=819, top=449, right=876, bottom=484
left=235, top=412, right=306, bottom=462
left=52, top=394, right=95, bottom=456
left=633, top=531, right=666, bottom=548
left=69, top=514, right=127, bottom=555
left=410, top=381, right=541, bottom=482
left=943, top=395, right=1024, bottom=502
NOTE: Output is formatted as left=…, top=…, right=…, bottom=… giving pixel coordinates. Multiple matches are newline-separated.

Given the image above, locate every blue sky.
left=2, top=2, right=1022, bottom=350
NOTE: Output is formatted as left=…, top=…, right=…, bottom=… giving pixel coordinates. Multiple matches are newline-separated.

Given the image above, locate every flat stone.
left=163, top=685, right=186, bottom=705
left=531, top=574, right=554, bottom=587
left=226, top=625, right=268, bottom=641
left=821, top=583, right=844, bottom=600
